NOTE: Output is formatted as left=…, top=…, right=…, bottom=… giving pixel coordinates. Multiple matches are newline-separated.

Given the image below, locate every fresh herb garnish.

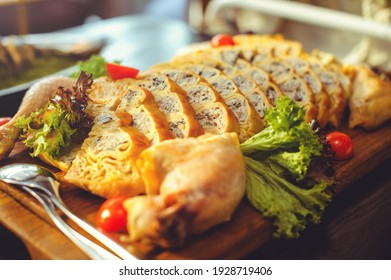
left=71, top=55, right=121, bottom=79
left=241, top=96, right=334, bottom=238
left=16, top=71, right=93, bottom=159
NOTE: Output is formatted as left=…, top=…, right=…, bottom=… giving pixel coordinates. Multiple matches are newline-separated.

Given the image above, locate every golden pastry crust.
left=347, top=65, right=391, bottom=130
left=64, top=110, right=150, bottom=198
left=38, top=144, right=81, bottom=172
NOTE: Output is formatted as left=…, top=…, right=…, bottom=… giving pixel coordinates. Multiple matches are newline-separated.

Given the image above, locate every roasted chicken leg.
left=123, top=133, right=246, bottom=248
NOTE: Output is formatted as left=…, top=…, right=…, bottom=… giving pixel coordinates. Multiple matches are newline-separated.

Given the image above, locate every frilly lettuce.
left=16, top=72, right=93, bottom=159
left=71, top=55, right=120, bottom=79
left=241, top=96, right=333, bottom=239
left=16, top=104, right=77, bottom=158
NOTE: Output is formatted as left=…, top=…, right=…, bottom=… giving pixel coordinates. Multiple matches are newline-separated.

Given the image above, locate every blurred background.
left=0, top=0, right=188, bottom=35
left=1, top=0, right=391, bottom=260
left=1, top=0, right=390, bottom=66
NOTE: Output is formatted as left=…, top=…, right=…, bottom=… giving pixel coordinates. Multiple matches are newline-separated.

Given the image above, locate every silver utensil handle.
left=46, top=178, right=138, bottom=260
left=22, top=186, right=120, bottom=260
left=205, top=0, right=391, bottom=42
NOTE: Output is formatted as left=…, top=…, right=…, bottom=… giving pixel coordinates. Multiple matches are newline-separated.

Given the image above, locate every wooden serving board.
left=1, top=122, right=391, bottom=260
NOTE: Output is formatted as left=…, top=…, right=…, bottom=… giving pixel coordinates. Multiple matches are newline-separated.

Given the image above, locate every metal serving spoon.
left=21, top=186, right=119, bottom=260
left=0, top=163, right=137, bottom=260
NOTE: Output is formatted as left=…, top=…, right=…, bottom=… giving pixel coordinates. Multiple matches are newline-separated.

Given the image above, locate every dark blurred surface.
left=0, top=223, right=31, bottom=260
left=0, top=0, right=192, bottom=118
left=0, top=14, right=207, bottom=117
left=0, top=90, right=25, bottom=118
left=0, top=0, right=188, bottom=36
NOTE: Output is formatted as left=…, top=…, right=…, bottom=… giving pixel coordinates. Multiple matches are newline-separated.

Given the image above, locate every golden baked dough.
left=64, top=110, right=150, bottom=198
left=38, top=144, right=81, bottom=172
left=347, top=65, right=391, bottom=130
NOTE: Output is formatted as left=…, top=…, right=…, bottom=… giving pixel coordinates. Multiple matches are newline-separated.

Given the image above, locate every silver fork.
left=0, top=163, right=137, bottom=260
left=21, top=186, right=120, bottom=260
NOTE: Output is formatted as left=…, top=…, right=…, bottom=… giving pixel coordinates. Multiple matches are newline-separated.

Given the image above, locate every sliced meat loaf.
left=180, top=48, right=283, bottom=105
left=64, top=109, right=150, bottom=198
left=309, top=50, right=351, bottom=126
left=234, top=45, right=330, bottom=126
left=233, top=34, right=303, bottom=57
left=311, top=49, right=351, bottom=98
left=250, top=53, right=318, bottom=123
left=186, top=48, right=284, bottom=105
left=232, top=58, right=283, bottom=105
left=218, top=62, right=272, bottom=119
left=178, top=63, right=264, bottom=141
left=88, top=78, right=174, bottom=144
left=173, top=45, right=317, bottom=124
left=133, top=74, right=204, bottom=138
left=178, top=57, right=273, bottom=121
left=301, top=53, right=347, bottom=127
left=242, top=38, right=349, bottom=126
left=91, top=75, right=203, bottom=139
left=281, top=56, right=331, bottom=127
left=116, top=86, right=174, bottom=144
left=150, top=68, right=241, bottom=135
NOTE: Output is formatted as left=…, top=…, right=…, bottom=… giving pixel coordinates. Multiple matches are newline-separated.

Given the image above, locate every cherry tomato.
left=326, top=131, right=354, bottom=160
left=96, top=196, right=128, bottom=232
left=210, top=34, right=235, bottom=47
left=106, top=63, right=139, bottom=80
left=0, top=117, right=11, bottom=126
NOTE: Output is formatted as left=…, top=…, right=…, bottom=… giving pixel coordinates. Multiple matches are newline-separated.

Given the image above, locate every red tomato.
left=210, top=34, right=235, bottom=47
left=0, top=117, right=11, bottom=126
left=326, top=131, right=354, bottom=160
left=96, top=196, right=128, bottom=232
left=106, top=63, right=139, bottom=80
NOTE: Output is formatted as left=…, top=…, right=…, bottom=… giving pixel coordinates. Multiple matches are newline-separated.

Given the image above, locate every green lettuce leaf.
left=246, top=157, right=332, bottom=238
left=241, top=97, right=322, bottom=157
left=16, top=104, right=77, bottom=158
left=241, top=96, right=333, bottom=238
left=71, top=55, right=120, bottom=78
left=16, top=72, right=93, bottom=159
